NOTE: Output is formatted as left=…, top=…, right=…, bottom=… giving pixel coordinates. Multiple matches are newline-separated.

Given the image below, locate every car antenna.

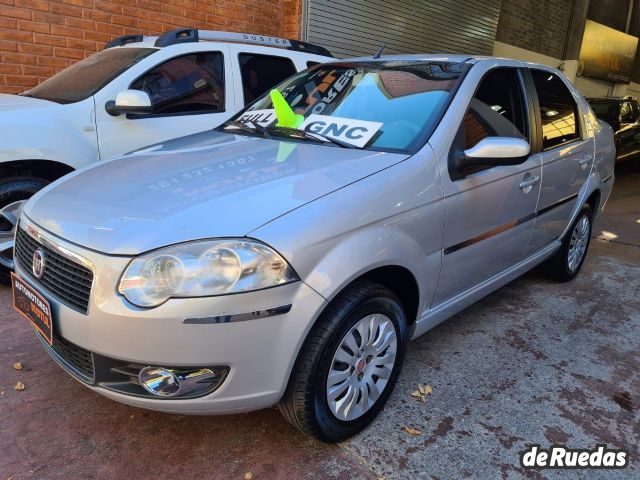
left=372, top=7, right=416, bottom=59
left=373, top=42, right=387, bottom=59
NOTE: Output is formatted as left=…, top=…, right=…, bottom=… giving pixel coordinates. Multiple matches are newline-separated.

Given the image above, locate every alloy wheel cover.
left=567, top=214, right=590, bottom=273
left=0, top=200, right=27, bottom=269
left=326, top=313, right=397, bottom=421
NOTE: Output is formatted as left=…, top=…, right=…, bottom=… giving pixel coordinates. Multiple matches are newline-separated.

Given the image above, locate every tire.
left=544, top=204, right=593, bottom=282
left=278, top=280, right=408, bottom=443
left=0, top=176, right=50, bottom=285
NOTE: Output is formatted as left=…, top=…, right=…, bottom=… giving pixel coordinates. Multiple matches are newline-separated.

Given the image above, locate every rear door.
left=525, top=69, right=593, bottom=255
left=433, top=67, right=542, bottom=305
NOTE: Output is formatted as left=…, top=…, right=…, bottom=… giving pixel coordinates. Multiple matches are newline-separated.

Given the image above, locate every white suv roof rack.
left=105, top=28, right=333, bottom=57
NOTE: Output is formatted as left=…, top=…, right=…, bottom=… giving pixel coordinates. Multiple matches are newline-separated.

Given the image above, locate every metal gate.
left=303, top=0, right=502, bottom=58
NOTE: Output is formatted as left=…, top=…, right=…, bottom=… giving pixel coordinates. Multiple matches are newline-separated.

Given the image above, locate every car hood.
left=0, top=93, right=57, bottom=111
left=25, top=130, right=408, bottom=255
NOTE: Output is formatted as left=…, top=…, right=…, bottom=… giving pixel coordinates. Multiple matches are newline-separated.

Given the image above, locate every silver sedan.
left=12, top=55, right=615, bottom=442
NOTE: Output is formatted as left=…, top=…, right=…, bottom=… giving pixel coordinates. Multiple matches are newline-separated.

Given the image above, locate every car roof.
left=334, top=53, right=478, bottom=63
left=320, top=54, right=564, bottom=70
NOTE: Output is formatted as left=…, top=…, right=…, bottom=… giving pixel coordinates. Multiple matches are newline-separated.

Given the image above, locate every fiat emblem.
left=32, top=248, right=46, bottom=279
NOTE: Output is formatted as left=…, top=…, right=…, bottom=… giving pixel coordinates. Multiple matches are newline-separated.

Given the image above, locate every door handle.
left=519, top=175, right=540, bottom=190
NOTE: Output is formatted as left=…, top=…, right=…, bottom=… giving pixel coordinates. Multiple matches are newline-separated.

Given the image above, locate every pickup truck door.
left=94, top=44, right=235, bottom=159
left=433, top=67, right=541, bottom=305
left=524, top=69, right=594, bottom=255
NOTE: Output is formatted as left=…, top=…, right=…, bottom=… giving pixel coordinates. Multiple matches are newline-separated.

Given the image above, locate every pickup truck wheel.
left=0, top=177, right=50, bottom=285
left=545, top=204, right=593, bottom=282
left=278, top=281, right=408, bottom=443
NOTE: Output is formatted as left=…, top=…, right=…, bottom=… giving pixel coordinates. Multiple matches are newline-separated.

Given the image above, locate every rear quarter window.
left=530, top=70, right=580, bottom=149
left=239, top=53, right=297, bottom=105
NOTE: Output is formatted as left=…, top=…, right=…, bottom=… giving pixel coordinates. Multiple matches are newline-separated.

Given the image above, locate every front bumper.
left=15, top=217, right=327, bottom=414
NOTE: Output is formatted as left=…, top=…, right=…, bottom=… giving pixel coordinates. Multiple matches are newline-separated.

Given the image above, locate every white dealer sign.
left=299, top=115, right=382, bottom=148
left=238, top=111, right=383, bottom=148
left=238, top=109, right=277, bottom=126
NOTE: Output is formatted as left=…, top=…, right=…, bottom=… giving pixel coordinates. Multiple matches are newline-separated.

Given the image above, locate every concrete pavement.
left=1, top=161, right=638, bottom=480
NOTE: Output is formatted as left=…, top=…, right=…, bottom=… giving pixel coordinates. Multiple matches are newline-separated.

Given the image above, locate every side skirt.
left=411, top=240, right=561, bottom=339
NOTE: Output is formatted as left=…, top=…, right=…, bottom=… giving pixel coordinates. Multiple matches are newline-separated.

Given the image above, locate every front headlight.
left=118, top=239, right=298, bottom=307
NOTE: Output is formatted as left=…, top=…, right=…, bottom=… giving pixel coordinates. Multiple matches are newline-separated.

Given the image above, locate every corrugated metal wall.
left=303, top=0, right=503, bottom=58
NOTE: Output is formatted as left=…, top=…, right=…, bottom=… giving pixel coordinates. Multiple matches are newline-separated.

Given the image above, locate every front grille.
left=15, top=226, right=93, bottom=314
left=37, top=332, right=95, bottom=383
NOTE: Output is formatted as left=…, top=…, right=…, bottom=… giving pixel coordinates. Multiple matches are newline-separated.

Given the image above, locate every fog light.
left=136, top=365, right=229, bottom=398
left=139, top=366, right=180, bottom=397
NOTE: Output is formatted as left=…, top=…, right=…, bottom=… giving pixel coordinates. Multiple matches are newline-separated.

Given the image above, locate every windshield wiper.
left=266, top=125, right=358, bottom=149
left=221, top=120, right=271, bottom=138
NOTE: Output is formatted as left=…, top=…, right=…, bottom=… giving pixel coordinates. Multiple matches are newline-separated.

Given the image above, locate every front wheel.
left=0, top=177, right=50, bottom=285
left=278, top=281, right=408, bottom=442
left=544, top=204, right=593, bottom=282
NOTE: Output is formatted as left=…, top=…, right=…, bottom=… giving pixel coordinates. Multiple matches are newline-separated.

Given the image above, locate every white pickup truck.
left=0, top=29, right=332, bottom=281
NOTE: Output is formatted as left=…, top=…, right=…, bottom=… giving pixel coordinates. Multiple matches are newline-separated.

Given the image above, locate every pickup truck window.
left=22, top=48, right=156, bottom=104
left=239, top=53, right=297, bottom=105
left=530, top=70, right=580, bottom=149
left=131, top=52, right=224, bottom=115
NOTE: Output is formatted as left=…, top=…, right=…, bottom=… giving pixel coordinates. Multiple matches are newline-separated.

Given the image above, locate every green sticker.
left=270, top=89, right=304, bottom=128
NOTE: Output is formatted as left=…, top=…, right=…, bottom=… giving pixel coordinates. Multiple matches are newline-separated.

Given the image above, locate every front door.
left=525, top=69, right=593, bottom=254
left=94, top=46, right=235, bottom=159
left=434, top=67, right=541, bottom=305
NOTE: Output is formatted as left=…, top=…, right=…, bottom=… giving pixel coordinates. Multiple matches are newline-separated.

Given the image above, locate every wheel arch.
left=0, top=160, right=75, bottom=183
left=586, top=188, right=601, bottom=215
left=352, top=265, right=420, bottom=326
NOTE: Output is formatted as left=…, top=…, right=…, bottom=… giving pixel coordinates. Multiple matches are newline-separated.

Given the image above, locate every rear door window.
left=462, top=67, right=528, bottom=149
left=239, top=53, right=297, bottom=105
left=131, top=52, right=224, bottom=115
left=530, top=70, right=580, bottom=149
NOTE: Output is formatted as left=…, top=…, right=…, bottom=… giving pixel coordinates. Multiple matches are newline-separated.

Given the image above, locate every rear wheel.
left=0, top=177, right=49, bottom=284
left=278, top=281, right=408, bottom=442
left=544, top=204, right=593, bottom=282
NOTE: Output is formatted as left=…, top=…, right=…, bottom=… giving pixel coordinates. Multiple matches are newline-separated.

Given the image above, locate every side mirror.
left=464, top=136, right=530, bottom=163
left=105, top=90, right=153, bottom=116
left=450, top=137, right=530, bottom=179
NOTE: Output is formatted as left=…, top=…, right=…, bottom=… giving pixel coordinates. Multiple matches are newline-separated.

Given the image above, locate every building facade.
left=0, top=0, right=301, bottom=94
left=1, top=0, right=639, bottom=98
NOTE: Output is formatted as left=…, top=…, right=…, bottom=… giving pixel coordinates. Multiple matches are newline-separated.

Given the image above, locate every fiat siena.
left=12, top=55, right=615, bottom=442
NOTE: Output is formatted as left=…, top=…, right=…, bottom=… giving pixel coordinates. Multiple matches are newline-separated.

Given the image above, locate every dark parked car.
left=588, top=96, right=640, bottom=162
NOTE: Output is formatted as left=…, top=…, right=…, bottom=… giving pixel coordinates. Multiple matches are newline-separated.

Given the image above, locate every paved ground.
left=1, top=161, right=638, bottom=480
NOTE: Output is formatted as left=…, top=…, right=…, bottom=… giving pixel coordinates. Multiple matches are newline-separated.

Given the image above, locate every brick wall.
left=0, top=0, right=302, bottom=94
left=495, top=0, right=574, bottom=60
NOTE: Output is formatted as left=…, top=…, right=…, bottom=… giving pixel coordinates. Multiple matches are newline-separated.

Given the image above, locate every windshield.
left=226, top=60, right=467, bottom=153
left=23, top=48, right=156, bottom=104
left=589, top=101, right=619, bottom=125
